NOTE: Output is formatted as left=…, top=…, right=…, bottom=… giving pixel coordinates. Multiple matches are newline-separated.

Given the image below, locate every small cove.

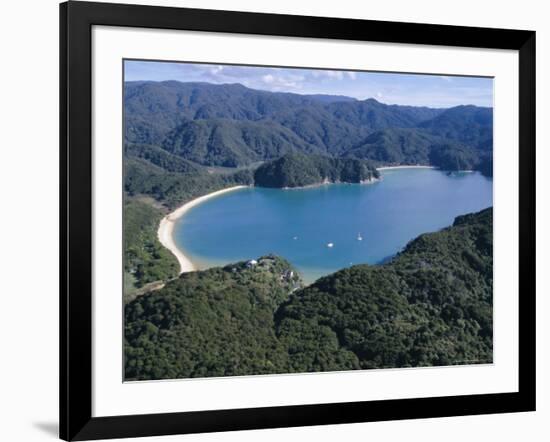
left=174, top=168, right=493, bottom=283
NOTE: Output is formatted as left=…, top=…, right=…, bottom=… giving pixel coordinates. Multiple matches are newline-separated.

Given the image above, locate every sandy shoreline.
left=376, top=165, right=436, bottom=171
left=157, top=186, right=248, bottom=274
left=158, top=167, right=435, bottom=274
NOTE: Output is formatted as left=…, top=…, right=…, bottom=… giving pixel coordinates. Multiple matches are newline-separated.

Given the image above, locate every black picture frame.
left=60, top=1, right=536, bottom=440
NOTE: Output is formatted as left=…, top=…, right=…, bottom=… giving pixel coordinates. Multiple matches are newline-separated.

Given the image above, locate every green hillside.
left=343, top=127, right=491, bottom=172
left=419, top=105, right=493, bottom=149
left=125, top=255, right=302, bottom=380
left=254, top=152, right=379, bottom=188
left=278, top=208, right=493, bottom=371
left=123, top=197, right=179, bottom=297
left=125, top=208, right=493, bottom=380
left=161, top=118, right=323, bottom=167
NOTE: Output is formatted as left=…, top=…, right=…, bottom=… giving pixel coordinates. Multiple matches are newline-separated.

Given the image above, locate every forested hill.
left=125, top=255, right=303, bottom=379
left=254, top=153, right=379, bottom=188
left=278, top=207, right=493, bottom=371
left=125, top=208, right=493, bottom=380
left=124, top=81, right=492, bottom=173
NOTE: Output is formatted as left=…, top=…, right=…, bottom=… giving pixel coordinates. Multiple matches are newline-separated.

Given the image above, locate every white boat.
left=357, top=233, right=363, bottom=241
left=327, top=242, right=334, bottom=248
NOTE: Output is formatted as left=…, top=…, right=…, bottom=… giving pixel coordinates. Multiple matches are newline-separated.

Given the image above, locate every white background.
left=0, top=0, right=547, bottom=440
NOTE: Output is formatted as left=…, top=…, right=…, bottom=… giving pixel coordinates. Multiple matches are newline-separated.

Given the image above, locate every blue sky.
left=125, top=60, right=493, bottom=108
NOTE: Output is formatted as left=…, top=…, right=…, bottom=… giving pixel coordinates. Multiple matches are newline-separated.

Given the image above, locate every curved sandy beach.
left=158, top=186, right=248, bottom=274
left=159, top=168, right=434, bottom=273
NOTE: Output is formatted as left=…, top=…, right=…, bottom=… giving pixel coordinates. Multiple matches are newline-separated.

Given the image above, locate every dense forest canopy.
left=125, top=208, right=493, bottom=380
left=125, top=255, right=302, bottom=379
left=253, top=153, right=379, bottom=188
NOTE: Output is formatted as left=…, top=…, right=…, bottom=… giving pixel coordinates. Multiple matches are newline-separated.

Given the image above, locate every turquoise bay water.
left=174, top=169, right=493, bottom=283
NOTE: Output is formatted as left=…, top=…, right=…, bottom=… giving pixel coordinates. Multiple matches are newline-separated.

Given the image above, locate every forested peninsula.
left=254, top=153, right=379, bottom=188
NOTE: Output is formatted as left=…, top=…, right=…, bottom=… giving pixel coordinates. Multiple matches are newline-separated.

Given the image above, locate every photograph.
left=123, top=60, right=494, bottom=381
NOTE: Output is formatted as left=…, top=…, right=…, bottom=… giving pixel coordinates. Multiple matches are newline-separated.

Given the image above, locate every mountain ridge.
left=125, top=80, right=492, bottom=172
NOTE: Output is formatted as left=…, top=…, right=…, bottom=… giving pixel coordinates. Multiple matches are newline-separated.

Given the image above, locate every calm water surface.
left=174, top=169, right=493, bottom=283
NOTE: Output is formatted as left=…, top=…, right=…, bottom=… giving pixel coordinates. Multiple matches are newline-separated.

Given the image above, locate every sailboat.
left=357, top=233, right=363, bottom=241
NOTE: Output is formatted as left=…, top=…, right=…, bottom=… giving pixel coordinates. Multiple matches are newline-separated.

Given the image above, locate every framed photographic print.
left=60, top=1, right=536, bottom=440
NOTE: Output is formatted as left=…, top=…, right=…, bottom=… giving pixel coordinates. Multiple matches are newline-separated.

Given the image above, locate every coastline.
left=281, top=176, right=379, bottom=190
left=157, top=185, right=248, bottom=274
left=376, top=165, right=436, bottom=171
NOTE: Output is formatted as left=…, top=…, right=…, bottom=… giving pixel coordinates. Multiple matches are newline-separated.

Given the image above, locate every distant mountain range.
left=124, top=81, right=493, bottom=173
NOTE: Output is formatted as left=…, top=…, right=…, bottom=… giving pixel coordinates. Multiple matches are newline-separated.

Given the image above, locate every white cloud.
left=311, top=70, right=345, bottom=80
left=128, top=60, right=492, bottom=107
left=325, top=70, right=344, bottom=80
left=259, top=73, right=304, bottom=91
left=209, top=65, right=224, bottom=75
